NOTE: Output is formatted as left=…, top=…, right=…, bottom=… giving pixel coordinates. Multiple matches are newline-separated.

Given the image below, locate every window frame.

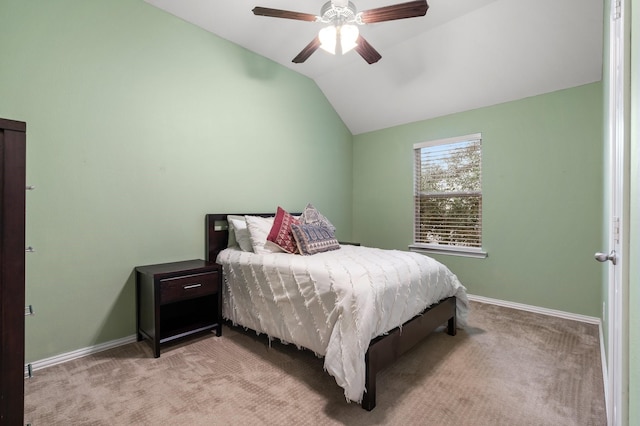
left=409, top=133, right=487, bottom=258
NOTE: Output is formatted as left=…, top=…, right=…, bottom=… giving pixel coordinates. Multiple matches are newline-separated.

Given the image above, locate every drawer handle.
left=183, top=284, right=202, bottom=290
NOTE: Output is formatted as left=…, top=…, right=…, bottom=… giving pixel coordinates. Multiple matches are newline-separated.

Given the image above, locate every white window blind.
left=413, top=134, right=483, bottom=251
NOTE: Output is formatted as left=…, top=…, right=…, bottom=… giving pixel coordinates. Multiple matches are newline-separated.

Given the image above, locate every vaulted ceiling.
left=145, top=0, right=604, bottom=135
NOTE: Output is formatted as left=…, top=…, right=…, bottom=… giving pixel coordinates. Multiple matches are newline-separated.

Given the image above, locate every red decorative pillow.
left=267, top=207, right=300, bottom=254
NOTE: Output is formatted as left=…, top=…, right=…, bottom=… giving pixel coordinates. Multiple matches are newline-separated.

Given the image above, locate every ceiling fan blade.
left=355, top=36, right=382, bottom=64
left=359, top=0, right=429, bottom=24
left=252, top=7, right=318, bottom=22
left=292, top=37, right=322, bottom=63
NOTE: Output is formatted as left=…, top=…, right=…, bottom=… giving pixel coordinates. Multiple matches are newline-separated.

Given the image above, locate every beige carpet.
left=24, top=302, right=606, bottom=425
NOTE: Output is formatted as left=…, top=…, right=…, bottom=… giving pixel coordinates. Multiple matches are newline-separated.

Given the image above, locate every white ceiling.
left=145, top=0, right=604, bottom=135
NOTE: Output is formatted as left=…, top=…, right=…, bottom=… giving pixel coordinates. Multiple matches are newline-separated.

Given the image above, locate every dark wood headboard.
left=204, top=213, right=301, bottom=263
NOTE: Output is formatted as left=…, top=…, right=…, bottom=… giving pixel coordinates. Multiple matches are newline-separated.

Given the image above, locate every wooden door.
left=0, top=118, right=26, bottom=425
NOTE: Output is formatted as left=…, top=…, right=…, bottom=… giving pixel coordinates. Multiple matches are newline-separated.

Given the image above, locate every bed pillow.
left=291, top=223, right=340, bottom=255
left=228, top=216, right=253, bottom=252
left=226, top=214, right=245, bottom=247
left=266, top=207, right=300, bottom=254
left=226, top=217, right=239, bottom=248
left=245, top=215, right=283, bottom=254
left=300, top=203, right=336, bottom=233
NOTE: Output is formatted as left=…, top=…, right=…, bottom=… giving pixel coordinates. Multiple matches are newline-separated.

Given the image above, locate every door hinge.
left=613, top=0, right=621, bottom=20
left=24, top=363, right=33, bottom=379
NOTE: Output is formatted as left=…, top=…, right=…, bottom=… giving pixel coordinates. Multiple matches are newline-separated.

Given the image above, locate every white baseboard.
left=25, top=334, right=137, bottom=376
left=467, top=294, right=601, bottom=324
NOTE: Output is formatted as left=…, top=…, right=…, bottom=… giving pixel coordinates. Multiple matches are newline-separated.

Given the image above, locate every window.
left=410, top=133, right=486, bottom=258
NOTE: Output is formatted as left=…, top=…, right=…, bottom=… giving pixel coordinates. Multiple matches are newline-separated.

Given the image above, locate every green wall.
left=353, top=83, right=604, bottom=317
left=0, top=0, right=353, bottom=362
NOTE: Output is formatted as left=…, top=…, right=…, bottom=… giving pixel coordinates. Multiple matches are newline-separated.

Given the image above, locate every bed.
left=205, top=212, right=468, bottom=410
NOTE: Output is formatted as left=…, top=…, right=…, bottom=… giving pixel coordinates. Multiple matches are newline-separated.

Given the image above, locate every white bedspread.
left=216, top=244, right=468, bottom=403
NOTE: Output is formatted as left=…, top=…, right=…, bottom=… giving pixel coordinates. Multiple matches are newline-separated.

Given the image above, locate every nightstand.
left=135, top=259, right=222, bottom=357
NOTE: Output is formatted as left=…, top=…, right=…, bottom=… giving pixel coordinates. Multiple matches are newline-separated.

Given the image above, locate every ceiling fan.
left=252, top=0, right=429, bottom=64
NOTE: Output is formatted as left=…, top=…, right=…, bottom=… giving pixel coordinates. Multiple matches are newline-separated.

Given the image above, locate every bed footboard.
left=362, top=296, right=457, bottom=411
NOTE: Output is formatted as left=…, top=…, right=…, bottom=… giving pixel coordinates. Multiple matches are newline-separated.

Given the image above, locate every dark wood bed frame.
left=205, top=213, right=457, bottom=411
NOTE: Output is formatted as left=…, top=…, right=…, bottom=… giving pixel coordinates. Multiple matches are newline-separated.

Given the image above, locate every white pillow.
left=226, top=215, right=242, bottom=248
left=228, top=216, right=253, bottom=252
left=245, top=215, right=283, bottom=254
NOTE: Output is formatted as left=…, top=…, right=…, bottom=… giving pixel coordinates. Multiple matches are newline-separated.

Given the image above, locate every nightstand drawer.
left=160, top=272, right=218, bottom=304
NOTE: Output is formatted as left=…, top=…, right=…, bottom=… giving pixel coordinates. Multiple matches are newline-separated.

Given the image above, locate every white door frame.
left=605, top=0, right=630, bottom=424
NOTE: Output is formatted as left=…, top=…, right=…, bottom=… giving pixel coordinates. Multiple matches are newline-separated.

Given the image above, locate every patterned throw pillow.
left=291, top=223, right=340, bottom=256
left=300, top=203, right=336, bottom=233
left=266, top=207, right=300, bottom=254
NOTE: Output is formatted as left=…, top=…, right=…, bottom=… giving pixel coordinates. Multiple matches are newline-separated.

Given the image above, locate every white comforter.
left=217, top=244, right=468, bottom=403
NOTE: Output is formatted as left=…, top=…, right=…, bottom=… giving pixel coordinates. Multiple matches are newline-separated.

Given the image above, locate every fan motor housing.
left=320, top=1, right=357, bottom=24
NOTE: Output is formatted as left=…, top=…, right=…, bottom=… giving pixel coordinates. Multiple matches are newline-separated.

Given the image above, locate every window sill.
left=409, top=244, right=488, bottom=259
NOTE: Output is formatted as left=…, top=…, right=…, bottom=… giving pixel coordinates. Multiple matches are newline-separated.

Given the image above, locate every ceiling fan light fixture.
left=340, top=24, right=359, bottom=53
left=319, top=24, right=359, bottom=55
left=319, top=25, right=337, bottom=54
